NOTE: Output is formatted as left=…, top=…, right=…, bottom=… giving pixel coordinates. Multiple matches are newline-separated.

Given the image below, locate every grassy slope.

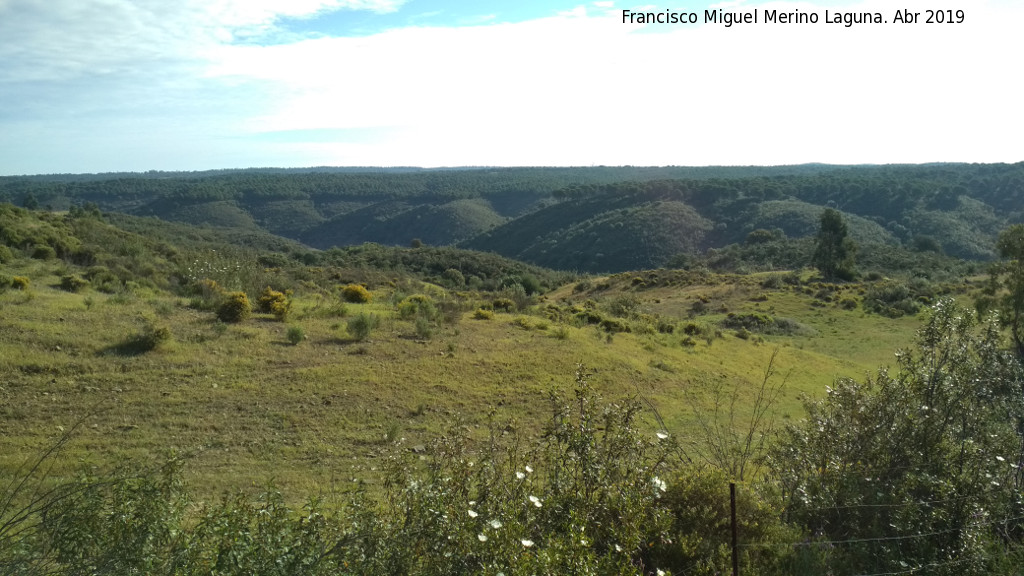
left=0, top=256, right=936, bottom=499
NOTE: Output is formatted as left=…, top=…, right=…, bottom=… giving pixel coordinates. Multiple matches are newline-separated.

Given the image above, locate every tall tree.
left=811, top=208, right=856, bottom=280
left=985, top=224, right=1024, bottom=358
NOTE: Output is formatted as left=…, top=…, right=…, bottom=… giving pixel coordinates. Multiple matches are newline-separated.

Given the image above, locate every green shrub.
left=115, top=323, right=172, bottom=354
left=473, top=308, right=493, bottom=320
left=257, top=286, right=288, bottom=312
left=397, top=294, right=437, bottom=320
left=59, top=274, right=90, bottom=293
left=838, top=296, right=858, bottom=310
left=722, top=312, right=812, bottom=336
left=0, top=245, right=13, bottom=264
left=31, top=245, right=56, bottom=260
left=136, top=325, right=172, bottom=352
left=599, top=318, right=630, bottom=333
left=441, top=268, right=465, bottom=287
left=414, top=316, right=434, bottom=339
left=216, top=291, right=252, bottom=323
left=511, top=316, right=533, bottom=330
left=863, top=281, right=920, bottom=317
left=346, top=312, right=379, bottom=341
left=491, top=297, right=516, bottom=312
left=189, top=278, right=224, bottom=310
left=341, top=284, right=372, bottom=304
left=257, top=286, right=292, bottom=321
left=286, top=325, right=305, bottom=345
left=656, top=467, right=798, bottom=575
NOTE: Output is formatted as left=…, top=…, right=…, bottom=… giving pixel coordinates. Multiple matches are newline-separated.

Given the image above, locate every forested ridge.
left=5, top=163, right=1021, bottom=273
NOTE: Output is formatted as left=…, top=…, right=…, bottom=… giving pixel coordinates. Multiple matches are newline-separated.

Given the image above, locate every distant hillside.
left=2, top=163, right=1022, bottom=273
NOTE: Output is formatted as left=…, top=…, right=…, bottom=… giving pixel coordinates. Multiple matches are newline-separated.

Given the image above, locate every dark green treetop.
left=811, top=208, right=857, bottom=281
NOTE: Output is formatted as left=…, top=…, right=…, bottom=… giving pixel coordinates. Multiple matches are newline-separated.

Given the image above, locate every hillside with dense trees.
left=4, top=163, right=1022, bottom=273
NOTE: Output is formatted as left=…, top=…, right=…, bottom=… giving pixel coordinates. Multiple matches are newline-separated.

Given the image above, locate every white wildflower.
left=529, top=495, right=542, bottom=508
left=652, top=476, right=667, bottom=493
left=490, top=519, right=502, bottom=529
left=656, top=431, right=669, bottom=440
left=525, top=465, right=533, bottom=473
left=516, top=471, right=525, bottom=480
left=521, top=539, right=534, bottom=547
left=478, top=533, right=488, bottom=542
left=468, top=510, right=478, bottom=518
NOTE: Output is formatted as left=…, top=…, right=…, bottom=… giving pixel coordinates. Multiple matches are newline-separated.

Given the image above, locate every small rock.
left=410, top=445, right=427, bottom=454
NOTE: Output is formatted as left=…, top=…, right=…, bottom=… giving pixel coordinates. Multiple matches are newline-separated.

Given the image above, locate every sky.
left=0, top=0, right=1021, bottom=175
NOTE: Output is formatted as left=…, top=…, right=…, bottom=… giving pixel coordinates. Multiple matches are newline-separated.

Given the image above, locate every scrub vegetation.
left=3, top=163, right=1024, bottom=574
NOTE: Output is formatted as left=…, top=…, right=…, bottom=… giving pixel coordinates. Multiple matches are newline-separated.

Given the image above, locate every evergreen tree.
left=811, top=208, right=857, bottom=280
left=22, top=192, right=39, bottom=210
left=984, top=224, right=1024, bottom=358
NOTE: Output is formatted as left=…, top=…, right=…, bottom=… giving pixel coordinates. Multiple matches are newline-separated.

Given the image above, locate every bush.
left=414, top=316, right=434, bottom=339
left=473, top=308, right=493, bottom=320
left=31, top=245, right=56, bottom=260
left=59, top=274, right=90, bottom=293
left=189, top=278, right=224, bottom=310
left=347, top=312, right=379, bottom=341
left=341, top=284, right=372, bottom=304
left=286, top=325, right=305, bottom=345
left=492, top=297, right=516, bottom=312
left=397, top=294, right=438, bottom=321
left=441, top=268, right=465, bottom=288
left=599, top=318, right=630, bottom=333
left=11, top=276, right=30, bottom=290
left=0, top=244, right=13, bottom=264
left=772, top=300, right=1023, bottom=575
left=135, top=324, right=172, bottom=352
left=257, top=286, right=291, bottom=321
left=216, top=291, right=251, bottom=323
left=655, top=467, right=799, bottom=575
left=863, top=281, right=920, bottom=317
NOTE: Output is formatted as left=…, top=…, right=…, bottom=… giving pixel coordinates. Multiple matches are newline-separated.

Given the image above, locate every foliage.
left=346, top=312, right=379, bottom=341
left=771, top=299, right=1024, bottom=576
left=473, top=308, right=494, bottom=320
left=31, top=245, right=56, bottom=260
left=11, top=275, right=29, bottom=290
left=982, top=224, right=1024, bottom=358
left=118, top=323, right=172, bottom=354
left=721, top=313, right=812, bottom=336
left=862, top=280, right=921, bottom=318
left=810, top=208, right=857, bottom=281
left=0, top=245, right=13, bottom=264
left=492, top=297, right=516, bottom=313
left=59, top=274, right=90, bottom=293
left=655, top=467, right=800, bottom=576
left=216, top=291, right=252, bottom=323
left=340, top=284, right=372, bottom=304
left=257, top=286, right=292, bottom=321
left=286, top=325, right=305, bottom=345
left=396, top=294, right=438, bottom=321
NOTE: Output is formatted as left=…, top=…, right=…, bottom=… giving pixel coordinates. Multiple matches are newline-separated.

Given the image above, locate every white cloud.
left=0, top=0, right=1021, bottom=172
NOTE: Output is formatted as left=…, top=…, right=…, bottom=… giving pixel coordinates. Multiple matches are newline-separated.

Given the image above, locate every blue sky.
left=1, top=0, right=1021, bottom=174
